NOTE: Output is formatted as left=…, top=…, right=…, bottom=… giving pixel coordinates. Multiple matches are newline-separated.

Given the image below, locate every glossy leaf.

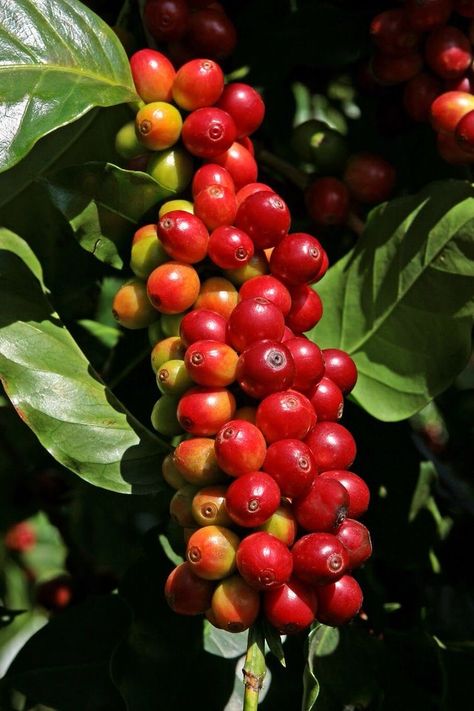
left=303, top=624, right=340, bottom=711
left=0, top=228, right=170, bottom=494
left=0, top=0, right=138, bottom=172
left=311, top=181, right=474, bottom=421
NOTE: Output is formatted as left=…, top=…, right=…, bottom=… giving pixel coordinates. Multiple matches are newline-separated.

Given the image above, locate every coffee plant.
left=0, top=1, right=473, bottom=710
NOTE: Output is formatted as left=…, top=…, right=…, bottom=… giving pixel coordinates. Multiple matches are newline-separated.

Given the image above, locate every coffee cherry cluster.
left=369, top=0, right=474, bottom=163
left=143, top=0, right=236, bottom=63
left=112, top=50, right=372, bottom=635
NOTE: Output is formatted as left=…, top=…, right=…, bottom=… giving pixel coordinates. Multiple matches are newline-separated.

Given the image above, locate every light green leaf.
left=0, top=228, right=170, bottom=494
left=0, top=0, right=138, bottom=172
left=311, top=180, right=474, bottom=421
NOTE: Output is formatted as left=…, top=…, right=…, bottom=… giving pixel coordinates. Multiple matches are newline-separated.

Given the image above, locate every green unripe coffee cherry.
left=161, top=312, right=185, bottom=337
left=291, top=119, right=348, bottom=173
left=162, top=453, right=187, bottom=490
left=112, top=278, right=158, bottom=329
left=148, top=320, right=165, bottom=346
left=136, top=101, right=183, bottom=151
left=151, top=395, right=183, bottom=437
left=151, top=336, right=186, bottom=373
left=115, top=121, right=145, bottom=160
left=157, top=359, right=193, bottom=396
left=159, top=199, right=194, bottom=218
left=147, top=147, right=193, bottom=194
left=130, top=235, right=168, bottom=280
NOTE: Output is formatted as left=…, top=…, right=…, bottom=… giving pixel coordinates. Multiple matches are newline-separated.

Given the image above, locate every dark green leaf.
left=0, top=229, right=170, bottom=494
left=311, top=181, right=474, bottom=421
left=0, top=0, right=137, bottom=172
left=43, top=162, right=172, bottom=268
left=263, top=619, right=286, bottom=667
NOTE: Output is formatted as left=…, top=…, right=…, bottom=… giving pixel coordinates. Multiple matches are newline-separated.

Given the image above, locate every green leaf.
left=409, top=461, right=438, bottom=522
left=0, top=228, right=170, bottom=494
left=311, top=180, right=474, bottom=421
left=77, top=319, right=122, bottom=350
left=43, top=162, right=172, bottom=268
left=203, top=621, right=248, bottom=659
left=263, top=618, right=286, bottom=667
left=0, top=0, right=138, bottom=172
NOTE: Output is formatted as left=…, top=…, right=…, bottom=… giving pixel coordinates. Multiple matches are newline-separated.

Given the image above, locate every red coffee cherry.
left=211, top=575, right=260, bottom=632
left=292, top=533, right=349, bottom=585
left=5, top=522, right=36, bottom=552
left=319, top=470, right=370, bottom=519
left=259, top=502, right=298, bottom=546
left=186, top=525, right=240, bottom=580
left=182, top=108, right=237, bottom=158
left=210, top=142, right=258, bottom=190
left=157, top=211, right=209, bottom=263
left=294, top=477, right=349, bottom=532
left=445, top=72, right=474, bottom=93
left=214, top=419, right=267, bottom=477
left=270, top=233, right=324, bottom=286
left=336, top=519, right=373, bottom=569
left=322, top=348, right=358, bottom=394
left=216, top=83, right=265, bottom=137
left=113, top=278, right=158, bottom=329
left=187, top=8, right=237, bottom=59
left=370, top=8, right=420, bottom=55
left=403, top=72, right=441, bottom=122
left=263, top=439, right=316, bottom=498
left=305, top=178, right=350, bottom=227
left=263, top=577, right=317, bottom=634
left=308, top=376, right=344, bottom=421
left=225, top=471, right=281, bottom=527
left=208, top=226, right=254, bottom=269
left=239, top=275, right=292, bottom=316
left=437, top=129, right=474, bottom=162
left=147, top=262, right=200, bottom=314
left=130, top=49, right=176, bottom=103
left=455, top=109, right=474, bottom=152
left=192, top=163, right=235, bottom=197
left=225, top=250, right=270, bottom=285
left=455, top=0, right=474, bottom=17
left=194, top=185, right=237, bottom=230
left=256, top=389, right=316, bottom=443
left=284, top=337, right=325, bottom=392
left=185, top=340, right=238, bottom=387
left=165, top=561, right=214, bottom=614
left=172, top=58, right=224, bottom=111
left=226, top=297, right=285, bottom=353
left=177, top=386, right=236, bottom=435
left=144, top=0, right=189, bottom=42
left=173, top=437, right=223, bottom=486
left=235, top=192, right=291, bottom=249
left=430, top=91, right=474, bottom=133
left=180, top=309, right=227, bottom=346
left=371, top=51, right=423, bottom=85
left=305, top=422, right=357, bottom=471
left=425, top=27, right=472, bottom=80
left=236, top=340, right=295, bottom=400
left=316, top=575, right=363, bottom=626
left=343, top=152, right=396, bottom=204
left=236, top=532, right=293, bottom=591
left=405, top=0, right=453, bottom=32
left=135, top=101, right=182, bottom=151
left=313, top=249, right=329, bottom=283
left=192, top=485, right=233, bottom=527
left=236, top=182, right=273, bottom=207
left=286, top=285, right=323, bottom=333
left=238, top=135, right=254, bottom=155
left=36, top=575, right=74, bottom=611
left=194, top=276, right=239, bottom=319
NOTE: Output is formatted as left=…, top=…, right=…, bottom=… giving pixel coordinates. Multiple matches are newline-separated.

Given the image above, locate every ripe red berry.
left=336, top=519, right=372, bottom=569
left=185, top=339, right=238, bottom=387
left=226, top=297, right=285, bottom=352
left=270, top=233, right=324, bottom=286
left=405, top=0, right=453, bottom=32
left=235, top=192, right=291, bottom=249
left=192, top=163, right=235, bottom=197
left=403, top=72, right=441, bottom=122
left=173, top=437, right=223, bottom=486
left=165, top=561, right=214, bottom=614
left=425, top=26, right=472, bottom=80
left=208, top=226, right=254, bottom=269
left=372, top=52, right=423, bottom=85
left=305, top=178, right=350, bottom=227
left=5, top=522, right=36, bottom=552
left=256, top=389, right=316, bottom=443
left=263, top=577, right=317, bottom=634
left=286, top=285, right=323, bottom=333
left=194, top=276, right=239, bottom=319
left=182, top=107, right=237, bottom=158
left=177, top=386, right=236, bottom=435
left=236, top=532, right=293, bottom=591
left=187, top=8, right=237, bottom=59
left=322, top=348, right=358, bottom=394
left=284, top=337, right=325, bottom=393
left=147, top=262, right=200, bottom=314
left=214, top=419, right=267, bottom=476
left=455, top=0, right=474, bottom=16
left=305, top=422, right=357, bottom=471
left=130, top=49, right=176, bottom=103
left=308, top=376, right=344, bottom=421
left=294, top=477, right=349, bottom=532
left=157, top=211, right=209, bottom=263
left=319, top=470, right=370, bottom=519
left=135, top=101, right=182, bottom=151
left=186, top=525, right=240, bottom=580
left=194, top=185, right=237, bottom=230
left=263, top=438, right=316, bottom=498
left=216, top=83, right=265, bottom=138
left=370, top=8, right=420, bottom=56
left=316, top=575, right=363, bottom=626
left=343, top=153, right=396, bottom=204
left=211, top=575, right=260, bottom=632
left=144, top=0, right=189, bottom=42
left=437, top=128, right=474, bottom=162
left=225, top=471, right=281, bottom=527
left=239, top=275, right=292, bottom=316
left=172, top=58, right=224, bottom=111
left=236, top=182, right=273, bottom=207
left=36, top=575, right=74, bottom=611
left=210, top=142, right=258, bottom=190
left=292, top=533, right=349, bottom=585
left=236, top=340, right=295, bottom=400
left=180, top=308, right=227, bottom=346
left=455, top=109, right=474, bottom=152
left=259, top=502, right=297, bottom=546
left=430, top=91, right=474, bottom=133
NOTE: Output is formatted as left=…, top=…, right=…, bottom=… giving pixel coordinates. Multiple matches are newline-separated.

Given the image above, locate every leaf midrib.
left=0, top=63, right=136, bottom=94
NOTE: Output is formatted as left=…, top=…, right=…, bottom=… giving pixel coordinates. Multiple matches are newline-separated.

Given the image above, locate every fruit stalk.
left=242, top=622, right=266, bottom=711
